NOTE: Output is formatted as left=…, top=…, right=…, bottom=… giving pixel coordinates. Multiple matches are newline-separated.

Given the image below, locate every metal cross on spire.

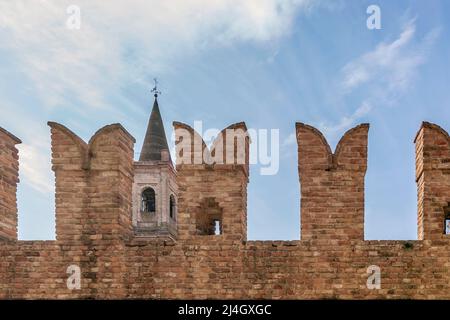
left=151, top=78, right=161, bottom=98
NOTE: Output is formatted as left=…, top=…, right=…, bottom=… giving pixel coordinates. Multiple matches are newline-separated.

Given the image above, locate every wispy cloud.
left=319, top=100, right=372, bottom=138
left=342, top=19, right=416, bottom=92
left=17, top=142, right=54, bottom=194
left=341, top=19, right=439, bottom=94
left=322, top=18, right=439, bottom=138
left=0, top=0, right=317, bottom=194
left=0, top=101, right=54, bottom=195
left=0, top=0, right=316, bottom=110
left=283, top=102, right=372, bottom=149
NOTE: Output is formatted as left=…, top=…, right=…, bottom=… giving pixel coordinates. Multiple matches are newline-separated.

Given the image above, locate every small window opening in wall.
left=214, top=220, right=222, bottom=235
left=444, top=204, right=450, bottom=235
left=196, top=197, right=223, bottom=236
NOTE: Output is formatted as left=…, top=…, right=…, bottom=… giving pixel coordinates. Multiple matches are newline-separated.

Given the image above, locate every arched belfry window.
left=141, top=187, right=155, bottom=213
left=170, top=195, right=176, bottom=220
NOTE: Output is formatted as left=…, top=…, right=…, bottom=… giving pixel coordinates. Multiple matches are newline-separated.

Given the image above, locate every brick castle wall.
left=415, top=122, right=450, bottom=240
left=296, top=123, right=368, bottom=241
left=0, top=128, right=21, bottom=241
left=0, top=121, right=449, bottom=299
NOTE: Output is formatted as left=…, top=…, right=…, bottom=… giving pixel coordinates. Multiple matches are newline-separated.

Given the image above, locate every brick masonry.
left=0, top=121, right=449, bottom=299
left=0, top=128, right=21, bottom=241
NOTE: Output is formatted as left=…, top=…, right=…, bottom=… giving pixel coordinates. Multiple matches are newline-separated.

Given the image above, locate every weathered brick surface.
left=0, top=121, right=450, bottom=299
left=296, top=123, right=368, bottom=241
left=1, top=239, right=450, bottom=299
left=46, top=122, right=135, bottom=298
left=0, top=127, right=21, bottom=241
left=174, top=122, right=250, bottom=242
left=415, top=122, right=450, bottom=240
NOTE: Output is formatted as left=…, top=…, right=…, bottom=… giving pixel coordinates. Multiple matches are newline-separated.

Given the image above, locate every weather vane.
left=151, top=78, right=161, bottom=98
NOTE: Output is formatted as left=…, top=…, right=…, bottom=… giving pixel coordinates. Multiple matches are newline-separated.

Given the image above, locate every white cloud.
left=17, top=142, right=54, bottom=194
left=341, top=19, right=439, bottom=94
left=283, top=102, right=371, bottom=148
left=0, top=0, right=315, bottom=110
left=320, top=19, right=439, bottom=141
left=0, top=102, right=54, bottom=195
left=319, top=101, right=371, bottom=138
left=0, top=0, right=317, bottom=194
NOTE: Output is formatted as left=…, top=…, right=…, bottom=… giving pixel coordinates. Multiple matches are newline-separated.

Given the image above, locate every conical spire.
left=139, top=95, right=170, bottom=161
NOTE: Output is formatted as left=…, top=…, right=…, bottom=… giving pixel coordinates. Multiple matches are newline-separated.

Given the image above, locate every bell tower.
left=132, top=80, right=177, bottom=239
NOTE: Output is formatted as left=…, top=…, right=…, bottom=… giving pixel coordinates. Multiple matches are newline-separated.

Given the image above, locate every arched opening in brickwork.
left=141, top=187, right=156, bottom=213
left=196, top=197, right=223, bottom=235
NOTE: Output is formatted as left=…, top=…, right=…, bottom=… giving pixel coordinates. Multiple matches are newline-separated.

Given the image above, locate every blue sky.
left=0, top=0, right=449, bottom=240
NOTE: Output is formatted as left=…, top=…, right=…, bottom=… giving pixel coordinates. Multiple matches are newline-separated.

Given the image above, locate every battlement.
left=173, top=121, right=250, bottom=241
left=0, top=127, right=21, bottom=241
left=415, top=122, right=450, bottom=240
left=0, top=120, right=449, bottom=299
left=48, top=122, right=135, bottom=242
left=296, top=123, right=369, bottom=241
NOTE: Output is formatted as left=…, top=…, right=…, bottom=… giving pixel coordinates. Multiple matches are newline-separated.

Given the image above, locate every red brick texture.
left=48, top=122, right=135, bottom=242
left=47, top=122, right=135, bottom=298
left=0, top=127, right=21, bottom=241
left=173, top=122, right=250, bottom=242
left=296, top=123, right=369, bottom=241
left=415, top=122, right=450, bottom=240
left=0, top=121, right=450, bottom=299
